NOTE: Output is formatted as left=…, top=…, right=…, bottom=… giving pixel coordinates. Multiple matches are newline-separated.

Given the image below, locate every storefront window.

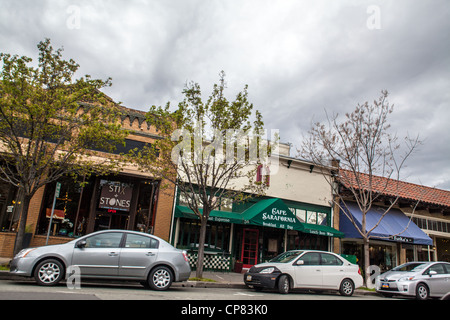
left=0, top=180, right=19, bottom=232
left=178, top=191, right=203, bottom=209
left=342, top=241, right=397, bottom=272
left=134, top=181, right=159, bottom=233
left=37, top=175, right=159, bottom=237
left=37, top=176, right=95, bottom=237
left=219, top=197, right=233, bottom=212
left=294, top=209, right=306, bottom=223
left=288, top=206, right=329, bottom=226
left=437, top=238, right=450, bottom=262
left=176, top=218, right=230, bottom=253
left=307, top=211, right=317, bottom=224
left=286, top=231, right=328, bottom=252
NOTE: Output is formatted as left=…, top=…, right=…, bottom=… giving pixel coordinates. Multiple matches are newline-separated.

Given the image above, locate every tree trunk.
left=363, top=237, right=370, bottom=288
left=13, top=193, right=32, bottom=256
left=195, top=216, right=208, bottom=278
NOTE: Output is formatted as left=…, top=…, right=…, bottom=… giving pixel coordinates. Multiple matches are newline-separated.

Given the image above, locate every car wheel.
left=415, top=283, right=429, bottom=300
left=339, top=278, right=355, bottom=296
left=34, top=259, right=65, bottom=286
left=277, top=275, right=290, bottom=294
left=148, top=266, right=173, bottom=291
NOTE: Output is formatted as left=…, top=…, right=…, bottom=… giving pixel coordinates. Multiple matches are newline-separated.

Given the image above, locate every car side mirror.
left=76, top=240, right=86, bottom=248
left=296, top=260, right=304, bottom=265
left=429, top=270, right=437, bottom=277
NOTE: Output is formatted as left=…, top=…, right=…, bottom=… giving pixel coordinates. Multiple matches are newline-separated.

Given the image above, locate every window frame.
left=123, top=233, right=159, bottom=249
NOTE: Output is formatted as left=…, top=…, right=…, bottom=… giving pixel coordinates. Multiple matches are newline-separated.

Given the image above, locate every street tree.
left=0, top=39, right=128, bottom=255
left=130, top=71, right=274, bottom=278
left=300, top=90, right=421, bottom=286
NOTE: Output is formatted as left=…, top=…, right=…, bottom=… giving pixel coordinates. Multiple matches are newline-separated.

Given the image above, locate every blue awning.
left=339, top=202, right=433, bottom=246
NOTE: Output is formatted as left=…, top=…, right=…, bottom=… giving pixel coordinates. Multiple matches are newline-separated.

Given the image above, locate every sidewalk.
left=180, top=271, right=246, bottom=289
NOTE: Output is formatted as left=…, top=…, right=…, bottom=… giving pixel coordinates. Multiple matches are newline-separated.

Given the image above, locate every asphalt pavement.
left=0, top=256, right=378, bottom=296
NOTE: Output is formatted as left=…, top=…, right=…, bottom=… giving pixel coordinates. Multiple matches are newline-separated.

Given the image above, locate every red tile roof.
left=339, top=169, right=450, bottom=208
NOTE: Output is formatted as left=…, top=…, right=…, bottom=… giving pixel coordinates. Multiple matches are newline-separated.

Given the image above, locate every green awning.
left=300, top=222, right=345, bottom=238
left=241, top=198, right=344, bottom=238
left=241, top=198, right=303, bottom=231
left=175, top=198, right=344, bottom=238
left=174, top=205, right=243, bottom=224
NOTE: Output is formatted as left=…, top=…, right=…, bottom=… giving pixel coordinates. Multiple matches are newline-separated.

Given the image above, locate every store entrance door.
left=241, top=228, right=259, bottom=268
left=94, top=213, right=129, bottom=231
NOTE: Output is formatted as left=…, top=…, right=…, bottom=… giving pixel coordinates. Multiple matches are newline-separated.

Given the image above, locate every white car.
left=244, top=250, right=363, bottom=296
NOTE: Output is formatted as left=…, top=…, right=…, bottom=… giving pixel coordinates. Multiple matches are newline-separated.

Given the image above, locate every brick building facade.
left=0, top=105, right=176, bottom=258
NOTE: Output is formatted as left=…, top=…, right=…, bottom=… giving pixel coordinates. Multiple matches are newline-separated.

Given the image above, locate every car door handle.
left=109, top=252, right=119, bottom=256
left=146, top=252, right=155, bottom=256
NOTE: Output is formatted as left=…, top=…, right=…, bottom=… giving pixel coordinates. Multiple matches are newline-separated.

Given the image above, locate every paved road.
left=0, top=278, right=387, bottom=301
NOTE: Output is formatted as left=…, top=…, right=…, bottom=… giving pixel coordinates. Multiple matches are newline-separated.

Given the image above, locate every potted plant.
left=234, top=259, right=243, bottom=273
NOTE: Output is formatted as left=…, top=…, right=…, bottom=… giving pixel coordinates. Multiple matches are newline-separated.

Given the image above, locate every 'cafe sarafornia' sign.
left=99, top=180, right=133, bottom=212
left=261, top=207, right=297, bottom=229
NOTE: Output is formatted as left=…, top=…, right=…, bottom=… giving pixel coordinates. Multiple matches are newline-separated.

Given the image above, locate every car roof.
left=83, top=229, right=167, bottom=243
left=286, top=249, right=338, bottom=254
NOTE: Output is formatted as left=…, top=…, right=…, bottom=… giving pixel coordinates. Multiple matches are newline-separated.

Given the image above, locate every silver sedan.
left=375, top=261, right=450, bottom=300
left=10, top=230, right=191, bottom=290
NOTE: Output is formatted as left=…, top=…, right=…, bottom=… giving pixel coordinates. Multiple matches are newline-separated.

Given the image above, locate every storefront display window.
left=437, top=238, right=450, bottom=262
left=342, top=240, right=397, bottom=272
left=289, top=207, right=330, bottom=226
left=176, top=218, right=231, bottom=253
left=36, top=175, right=159, bottom=238
left=37, top=176, right=95, bottom=237
left=0, top=180, right=19, bottom=232
left=287, top=231, right=328, bottom=252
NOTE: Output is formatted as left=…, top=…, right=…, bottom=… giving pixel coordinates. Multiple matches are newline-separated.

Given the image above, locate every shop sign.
left=389, top=235, right=414, bottom=243
left=99, top=180, right=133, bottom=212
left=261, top=207, right=297, bottom=230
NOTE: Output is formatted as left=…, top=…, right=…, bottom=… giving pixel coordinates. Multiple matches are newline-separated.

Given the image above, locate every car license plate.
left=246, top=275, right=252, bottom=281
left=381, top=282, right=389, bottom=289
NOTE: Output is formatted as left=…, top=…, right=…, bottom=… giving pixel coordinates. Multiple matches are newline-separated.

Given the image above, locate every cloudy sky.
left=1, top=0, right=449, bottom=190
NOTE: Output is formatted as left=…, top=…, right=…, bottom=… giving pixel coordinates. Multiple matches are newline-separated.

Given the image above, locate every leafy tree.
left=0, top=39, right=127, bottom=255
left=300, top=90, right=420, bottom=286
left=130, top=71, right=273, bottom=278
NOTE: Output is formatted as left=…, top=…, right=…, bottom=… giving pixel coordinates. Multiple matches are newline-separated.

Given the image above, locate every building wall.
left=266, top=157, right=333, bottom=208
left=152, top=179, right=176, bottom=241
left=0, top=106, right=176, bottom=258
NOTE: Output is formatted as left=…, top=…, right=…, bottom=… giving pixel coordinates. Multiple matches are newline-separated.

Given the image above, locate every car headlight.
left=15, top=248, right=36, bottom=258
left=398, top=276, right=415, bottom=282
left=259, top=267, right=280, bottom=274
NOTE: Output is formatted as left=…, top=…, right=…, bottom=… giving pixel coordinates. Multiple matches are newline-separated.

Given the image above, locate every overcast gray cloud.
left=1, top=0, right=449, bottom=189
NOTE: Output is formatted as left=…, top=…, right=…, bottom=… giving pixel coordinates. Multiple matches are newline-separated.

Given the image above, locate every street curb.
left=0, top=270, right=248, bottom=289
left=0, top=270, right=381, bottom=296
left=176, top=281, right=247, bottom=289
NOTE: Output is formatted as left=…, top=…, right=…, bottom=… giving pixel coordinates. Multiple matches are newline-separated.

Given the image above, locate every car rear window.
left=125, top=234, right=159, bottom=249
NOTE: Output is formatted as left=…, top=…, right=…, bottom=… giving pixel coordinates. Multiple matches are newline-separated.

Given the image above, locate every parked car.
left=244, top=250, right=363, bottom=296
left=375, top=261, right=450, bottom=300
left=10, top=230, right=191, bottom=290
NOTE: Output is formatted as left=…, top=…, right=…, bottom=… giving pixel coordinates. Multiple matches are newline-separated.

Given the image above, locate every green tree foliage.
left=130, top=71, right=274, bottom=277
left=0, top=39, right=127, bottom=254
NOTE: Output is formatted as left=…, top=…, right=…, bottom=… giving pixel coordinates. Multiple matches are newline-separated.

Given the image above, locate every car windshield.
left=270, top=251, right=304, bottom=263
left=391, top=262, right=428, bottom=272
